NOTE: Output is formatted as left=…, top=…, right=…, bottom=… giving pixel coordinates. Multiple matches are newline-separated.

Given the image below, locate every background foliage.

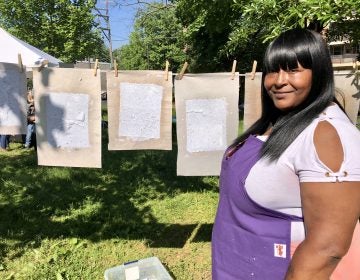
left=238, top=0, right=360, bottom=43
left=1, top=0, right=359, bottom=69
left=171, top=0, right=360, bottom=72
left=113, top=3, right=187, bottom=72
left=0, top=0, right=109, bottom=63
left=113, top=0, right=359, bottom=72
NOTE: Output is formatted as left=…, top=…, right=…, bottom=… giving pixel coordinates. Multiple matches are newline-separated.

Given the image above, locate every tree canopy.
left=173, top=0, right=360, bottom=72
left=111, top=0, right=360, bottom=72
left=113, top=2, right=187, bottom=72
left=0, top=0, right=108, bottom=63
left=1, top=0, right=359, bottom=69
left=174, top=0, right=268, bottom=73
left=237, top=0, right=360, bottom=42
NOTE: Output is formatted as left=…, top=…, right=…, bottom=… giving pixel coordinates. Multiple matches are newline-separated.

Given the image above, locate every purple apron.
left=212, top=135, right=303, bottom=279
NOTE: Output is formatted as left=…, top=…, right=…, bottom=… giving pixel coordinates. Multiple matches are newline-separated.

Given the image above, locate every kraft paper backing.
left=243, top=72, right=262, bottom=131
left=174, top=73, right=239, bottom=176
left=243, top=71, right=360, bottom=128
left=106, top=70, right=173, bottom=150
left=334, top=70, right=360, bottom=124
left=33, top=67, right=102, bottom=168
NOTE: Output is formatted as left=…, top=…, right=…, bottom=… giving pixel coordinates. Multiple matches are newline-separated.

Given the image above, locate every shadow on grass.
left=0, top=127, right=218, bottom=263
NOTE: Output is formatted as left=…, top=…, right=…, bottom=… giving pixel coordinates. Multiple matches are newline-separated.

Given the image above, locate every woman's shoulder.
left=307, top=103, right=344, bottom=121
left=317, top=104, right=360, bottom=136
left=282, top=104, right=360, bottom=182
left=321, top=103, right=351, bottom=120
left=283, top=104, right=360, bottom=160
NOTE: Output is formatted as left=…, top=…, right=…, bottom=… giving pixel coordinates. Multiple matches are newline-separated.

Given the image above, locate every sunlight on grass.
left=0, top=131, right=219, bottom=279
left=50, top=197, right=103, bottom=223
left=149, top=192, right=218, bottom=224
left=1, top=114, right=357, bottom=279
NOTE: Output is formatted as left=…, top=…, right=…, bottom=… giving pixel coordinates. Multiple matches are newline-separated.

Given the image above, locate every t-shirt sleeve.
left=291, top=117, right=360, bottom=183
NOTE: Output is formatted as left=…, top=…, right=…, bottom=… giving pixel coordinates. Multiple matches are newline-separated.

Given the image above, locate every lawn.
left=1, top=114, right=357, bottom=279
left=0, top=126, right=220, bottom=280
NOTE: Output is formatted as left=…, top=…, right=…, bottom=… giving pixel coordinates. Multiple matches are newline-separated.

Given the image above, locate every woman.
left=212, top=28, right=360, bottom=279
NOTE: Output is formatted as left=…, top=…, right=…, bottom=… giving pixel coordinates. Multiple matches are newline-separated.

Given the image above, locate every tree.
left=113, top=2, right=187, bottom=72
left=173, top=0, right=360, bottom=72
left=0, top=0, right=107, bottom=63
left=237, top=0, right=360, bottom=42
left=173, top=0, right=268, bottom=73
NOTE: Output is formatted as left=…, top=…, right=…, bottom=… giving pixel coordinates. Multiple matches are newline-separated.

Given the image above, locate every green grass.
left=0, top=128, right=219, bottom=280
left=1, top=115, right=353, bottom=279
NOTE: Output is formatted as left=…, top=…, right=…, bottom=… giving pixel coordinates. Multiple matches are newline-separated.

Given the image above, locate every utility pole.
left=95, top=0, right=114, bottom=68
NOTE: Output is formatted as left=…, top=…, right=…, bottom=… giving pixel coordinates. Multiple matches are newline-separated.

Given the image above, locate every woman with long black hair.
left=212, top=28, right=360, bottom=279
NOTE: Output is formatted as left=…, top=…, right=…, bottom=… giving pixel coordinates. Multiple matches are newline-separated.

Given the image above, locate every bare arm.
left=286, top=181, right=360, bottom=279
left=285, top=121, right=360, bottom=279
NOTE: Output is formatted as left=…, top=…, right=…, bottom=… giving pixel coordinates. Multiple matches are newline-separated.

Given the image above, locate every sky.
left=96, top=0, right=163, bottom=50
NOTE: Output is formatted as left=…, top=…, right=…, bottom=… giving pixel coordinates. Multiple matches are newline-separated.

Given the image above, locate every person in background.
left=212, top=28, right=360, bottom=279
left=0, top=134, right=10, bottom=150
left=24, top=90, right=36, bottom=149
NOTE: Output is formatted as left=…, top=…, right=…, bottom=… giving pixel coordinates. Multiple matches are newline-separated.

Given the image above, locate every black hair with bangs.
left=231, top=28, right=341, bottom=161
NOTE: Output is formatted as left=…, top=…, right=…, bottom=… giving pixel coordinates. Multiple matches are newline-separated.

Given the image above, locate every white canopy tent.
left=0, top=27, right=61, bottom=71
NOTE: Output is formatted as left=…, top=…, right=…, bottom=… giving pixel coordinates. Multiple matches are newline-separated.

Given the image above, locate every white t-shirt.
left=245, top=104, right=360, bottom=242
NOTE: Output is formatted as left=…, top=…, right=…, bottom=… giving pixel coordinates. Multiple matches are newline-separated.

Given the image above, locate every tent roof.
left=0, top=27, right=61, bottom=69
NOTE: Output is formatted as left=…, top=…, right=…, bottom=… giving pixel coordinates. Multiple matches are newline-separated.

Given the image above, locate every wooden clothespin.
left=177, top=61, right=188, bottom=80
left=231, top=60, right=237, bottom=80
left=164, top=60, right=170, bottom=81
left=114, top=60, right=118, bottom=77
left=38, top=60, right=49, bottom=72
left=250, top=60, right=257, bottom=80
left=18, top=53, right=24, bottom=73
left=94, top=59, right=99, bottom=76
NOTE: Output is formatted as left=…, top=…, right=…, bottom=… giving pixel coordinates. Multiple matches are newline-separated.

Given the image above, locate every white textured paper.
left=119, top=82, right=163, bottom=140
left=0, top=69, right=24, bottom=126
left=45, top=92, right=89, bottom=148
left=186, top=98, right=227, bottom=152
left=125, top=266, right=140, bottom=280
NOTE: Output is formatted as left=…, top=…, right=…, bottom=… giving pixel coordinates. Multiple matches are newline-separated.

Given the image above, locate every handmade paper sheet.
left=0, top=62, right=27, bottom=134
left=175, top=73, right=239, bottom=176
left=119, top=83, right=163, bottom=140
left=107, top=70, right=172, bottom=150
left=33, top=68, right=102, bottom=168
left=185, top=98, right=227, bottom=153
left=45, top=92, right=90, bottom=148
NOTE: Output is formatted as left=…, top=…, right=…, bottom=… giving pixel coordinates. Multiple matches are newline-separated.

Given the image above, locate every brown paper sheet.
left=243, top=72, right=262, bottom=131
left=243, top=71, right=360, bottom=128
left=0, top=62, right=27, bottom=134
left=33, top=68, right=102, bottom=168
left=107, top=70, right=172, bottom=150
left=334, top=71, right=360, bottom=124
left=175, top=73, right=239, bottom=176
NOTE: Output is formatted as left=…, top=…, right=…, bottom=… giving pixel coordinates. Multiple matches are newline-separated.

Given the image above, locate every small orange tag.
left=274, top=243, right=286, bottom=258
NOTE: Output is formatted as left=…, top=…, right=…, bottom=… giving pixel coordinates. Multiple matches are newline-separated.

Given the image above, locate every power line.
left=95, top=0, right=114, bottom=67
